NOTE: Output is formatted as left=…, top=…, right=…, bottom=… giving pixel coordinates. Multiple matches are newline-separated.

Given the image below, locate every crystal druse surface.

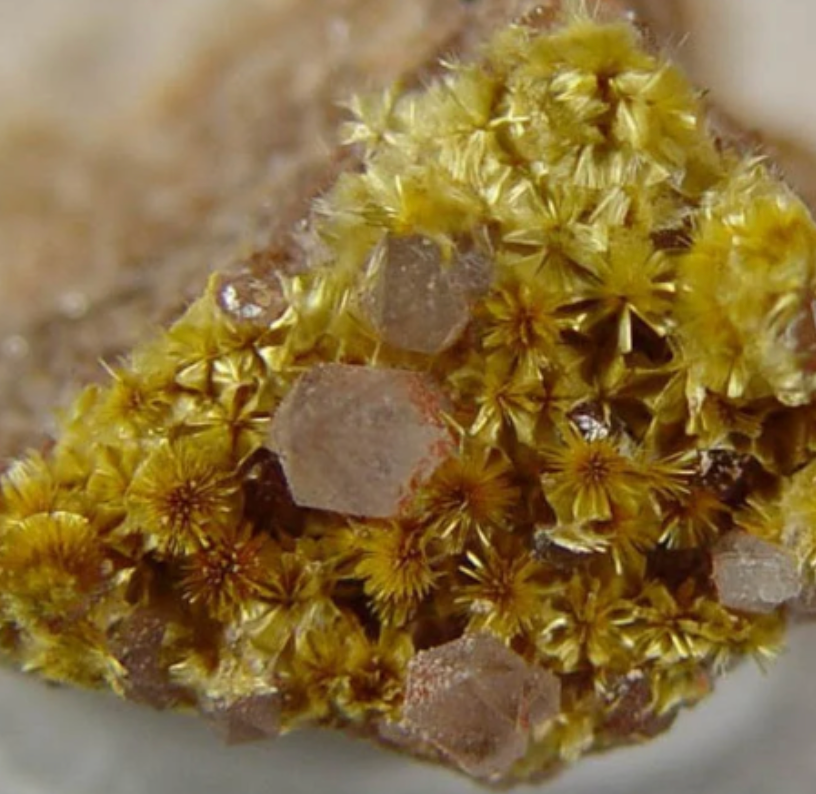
left=3, top=4, right=816, bottom=786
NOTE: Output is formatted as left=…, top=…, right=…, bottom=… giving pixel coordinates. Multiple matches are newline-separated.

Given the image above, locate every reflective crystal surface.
left=360, top=234, right=490, bottom=354
left=270, top=363, right=452, bottom=517
left=400, top=634, right=561, bottom=779
left=214, top=267, right=287, bottom=327
left=202, top=693, right=281, bottom=745
left=712, top=532, right=802, bottom=614
left=697, top=449, right=755, bottom=504
left=108, top=610, right=181, bottom=710
left=601, top=669, right=678, bottom=739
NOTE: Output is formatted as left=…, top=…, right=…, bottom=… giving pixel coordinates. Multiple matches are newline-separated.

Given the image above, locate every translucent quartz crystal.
left=108, top=610, right=180, bottom=709
left=712, top=532, right=802, bottom=614
left=360, top=234, right=490, bottom=354
left=270, top=363, right=452, bottom=517
left=202, top=693, right=282, bottom=744
left=400, top=634, right=561, bottom=779
left=601, top=669, right=676, bottom=739
left=213, top=267, right=287, bottom=327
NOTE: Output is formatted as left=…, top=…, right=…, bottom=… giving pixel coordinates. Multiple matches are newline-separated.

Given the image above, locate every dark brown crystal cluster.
left=1, top=6, right=816, bottom=785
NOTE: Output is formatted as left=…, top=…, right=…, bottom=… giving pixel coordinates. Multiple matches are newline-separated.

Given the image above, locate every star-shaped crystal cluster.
left=1, top=5, right=816, bottom=785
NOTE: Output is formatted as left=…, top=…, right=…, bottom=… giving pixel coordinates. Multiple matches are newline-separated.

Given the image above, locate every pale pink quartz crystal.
left=398, top=633, right=561, bottom=779
left=712, top=532, right=802, bottom=614
left=270, top=363, right=452, bottom=518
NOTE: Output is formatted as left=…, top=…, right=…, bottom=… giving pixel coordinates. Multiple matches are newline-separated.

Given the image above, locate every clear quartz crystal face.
left=214, top=268, right=287, bottom=327
left=712, top=533, right=802, bottom=614
left=400, top=634, right=561, bottom=780
left=360, top=234, right=491, bottom=354
left=270, top=363, right=452, bottom=517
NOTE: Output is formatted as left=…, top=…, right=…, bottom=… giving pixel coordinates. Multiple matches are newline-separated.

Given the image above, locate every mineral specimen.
left=270, top=363, right=452, bottom=517
left=712, top=533, right=802, bottom=614
left=2, top=4, right=816, bottom=787
left=600, top=668, right=677, bottom=740
left=108, top=609, right=182, bottom=709
left=203, top=692, right=282, bottom=745
left=360, top=234, right=477, bottom=354
left=398, top=633, right=560, bottom=779
left=214, top=266, right=288, bottom=328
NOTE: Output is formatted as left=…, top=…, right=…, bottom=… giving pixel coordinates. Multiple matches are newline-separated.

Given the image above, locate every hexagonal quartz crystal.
left=712, top=532, right=802, bottom=614
left=360, top=233, right=491, bottom=354
left=270, top=363, right=452, bottom=517
left=399, top=633, right=561, bottom=780
left=202, top=692, right=282, bottom=744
